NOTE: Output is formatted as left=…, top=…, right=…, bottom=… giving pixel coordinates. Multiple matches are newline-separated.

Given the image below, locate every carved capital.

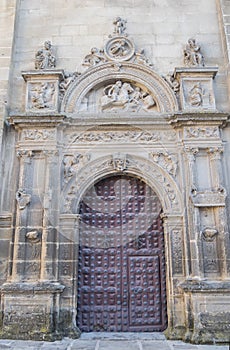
left=207, top=146, right=224, bottom=160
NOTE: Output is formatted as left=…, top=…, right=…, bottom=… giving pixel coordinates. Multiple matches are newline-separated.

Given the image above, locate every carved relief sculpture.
left=110, top=154, right=128, bottom=171
left=184, top=38, right=204, bottom=66
left=35, top=40, right=56, bottom=70
left=100, top=81, right=155, bottom=111
left=26, top=230, right=41, bottom=243
left=16, top=189, right=31, bottom=210
left=202, top=228, right=218, bottom=242
left=30, top=82, right=55, bottom=109
left=189, top=82, right=204, bottom=107
left=151, top=152, right=178, bottom=177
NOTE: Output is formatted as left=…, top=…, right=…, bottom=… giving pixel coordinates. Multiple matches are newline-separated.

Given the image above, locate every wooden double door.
left=77, top=175, right=167, bottom=332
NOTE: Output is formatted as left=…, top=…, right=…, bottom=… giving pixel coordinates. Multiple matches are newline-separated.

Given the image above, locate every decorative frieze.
left=67, top=130, right=177, bottom=144
left=21, top=129, right=56, bottom=141
left=184, top=126, right=219, bottom=139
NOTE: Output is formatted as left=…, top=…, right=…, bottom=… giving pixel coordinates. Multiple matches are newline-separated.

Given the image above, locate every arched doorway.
left=77, top=174, right=167, bottom=332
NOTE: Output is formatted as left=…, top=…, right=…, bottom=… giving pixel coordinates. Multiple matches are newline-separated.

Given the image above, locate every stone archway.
left=76, top=173, right=168, bottom=332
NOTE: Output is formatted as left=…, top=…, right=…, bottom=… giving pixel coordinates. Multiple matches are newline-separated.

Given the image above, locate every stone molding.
left=61, top=62, right=179, bottom=114
left=61, top=153, right=183, bottom=215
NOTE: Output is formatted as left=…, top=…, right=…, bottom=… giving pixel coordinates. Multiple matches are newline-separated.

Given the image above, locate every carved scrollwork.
left=185, top=126, right=219, bottom=139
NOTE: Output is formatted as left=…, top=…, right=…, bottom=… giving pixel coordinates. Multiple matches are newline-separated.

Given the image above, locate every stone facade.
left=0, top=0, right=230, bottom=344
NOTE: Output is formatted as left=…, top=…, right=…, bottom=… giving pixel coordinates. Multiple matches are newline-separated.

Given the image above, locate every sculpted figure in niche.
left=113, top=17, right=127, bottom=35
left=83, top=47, right=106, bottom=67
left=30, top=83, right=55, bottom=109
left=184, top=38, right=204, bottom=66
left=35, top=40, right=56, bottom=70
left=189, top=83, right=204, bottom=107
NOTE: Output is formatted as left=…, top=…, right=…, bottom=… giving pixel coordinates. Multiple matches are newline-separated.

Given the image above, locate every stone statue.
left=35, top=40, right=56, bottom=69
left=184, top=38, right=204, bottom=66
left=113, top=17, right=127, bottom=36
left=59, top=71, right=80, bottom=94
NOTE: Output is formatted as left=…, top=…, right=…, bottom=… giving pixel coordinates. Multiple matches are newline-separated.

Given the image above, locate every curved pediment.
left=61, top=62, right=178, bottom=114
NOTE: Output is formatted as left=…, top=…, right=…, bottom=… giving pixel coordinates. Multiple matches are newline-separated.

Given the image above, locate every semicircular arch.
left=61, top=62, right=178, bottom=114
left=62, top=154, right=182, bottom=215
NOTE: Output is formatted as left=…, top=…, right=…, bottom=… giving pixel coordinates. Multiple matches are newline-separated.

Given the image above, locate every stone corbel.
left=174, top=67, right=218, bottom=112
left=22, top=70, right=64, bottom=113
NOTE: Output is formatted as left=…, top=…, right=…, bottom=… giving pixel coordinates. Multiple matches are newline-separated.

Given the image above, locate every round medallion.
left=104, top=36, right=135, bottom=62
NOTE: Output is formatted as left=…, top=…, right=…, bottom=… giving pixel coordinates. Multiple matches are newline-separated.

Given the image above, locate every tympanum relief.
left=100, top=81, right=156, bottom=112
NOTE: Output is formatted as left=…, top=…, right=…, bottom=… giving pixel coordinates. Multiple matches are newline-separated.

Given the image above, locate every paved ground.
left=0, top=333, right=228, bottom=350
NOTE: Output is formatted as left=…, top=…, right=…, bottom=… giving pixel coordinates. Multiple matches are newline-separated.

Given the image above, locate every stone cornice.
left=1, top=282, right=65, bottom=294
left=168, top=112, right=229, bottom=128
left=7, top=113, right=66, bottom=128
left=179, top=279, right=230, bottom=293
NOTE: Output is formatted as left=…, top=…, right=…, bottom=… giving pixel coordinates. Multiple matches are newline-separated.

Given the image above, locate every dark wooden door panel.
left=77, top=175, right=167, bottom=332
